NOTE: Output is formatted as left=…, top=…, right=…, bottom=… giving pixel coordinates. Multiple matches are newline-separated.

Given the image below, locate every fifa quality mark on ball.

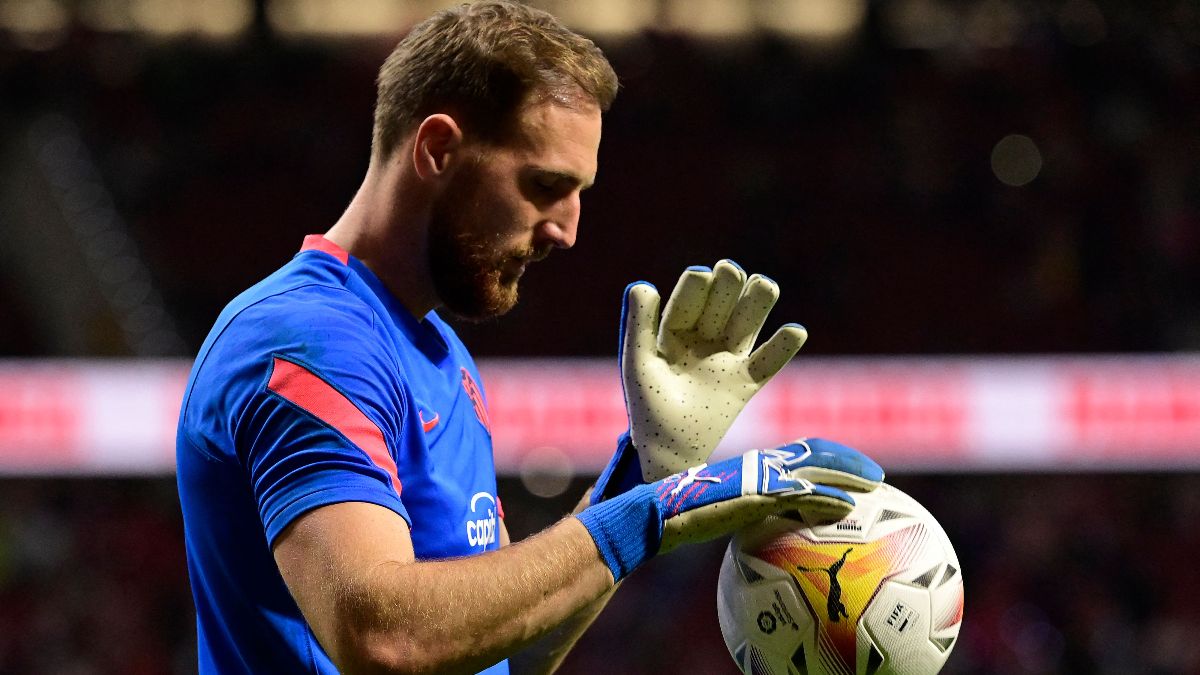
left=886, top=601, right=917, bottom=635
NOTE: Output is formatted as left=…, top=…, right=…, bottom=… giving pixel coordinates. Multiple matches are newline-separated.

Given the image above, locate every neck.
left=325, top=158, right=439, bottom=319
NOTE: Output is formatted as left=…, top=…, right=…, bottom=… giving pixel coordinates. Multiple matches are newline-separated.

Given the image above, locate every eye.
left=522, top=169, right=585, bottom=203
left=525, top=172, right=569, bottom=201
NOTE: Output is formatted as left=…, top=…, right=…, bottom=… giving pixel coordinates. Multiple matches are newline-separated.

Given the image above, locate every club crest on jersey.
left=460, top=368, right=492, bottom=435
left=466, top=491, right=498, bottom=548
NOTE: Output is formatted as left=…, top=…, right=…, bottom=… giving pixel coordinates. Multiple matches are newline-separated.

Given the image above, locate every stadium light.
left=1, top=0, right=887, bottom=44
left=71, top=0, right=252, bottom=37
left=267, top=0, right=422, bottom=38
left=131, top=0, right=252, bottom=38
left=533, top=0, right=658, bottom=38
left=0, top=0, right=68, bottom=49
left=663, top=0, right=754, bottom=38
left=755, top=0, right=868, bottom=42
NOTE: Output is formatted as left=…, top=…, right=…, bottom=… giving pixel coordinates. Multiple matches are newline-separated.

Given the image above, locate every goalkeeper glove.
left=578, top=438, right=883, bottom=582
left=594, top=260, right=807, bottom=503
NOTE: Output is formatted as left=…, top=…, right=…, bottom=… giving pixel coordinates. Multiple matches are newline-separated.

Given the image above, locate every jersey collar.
left=299, top=235, right=451, bottom=360
left=299, top=234, right=349, bottom=265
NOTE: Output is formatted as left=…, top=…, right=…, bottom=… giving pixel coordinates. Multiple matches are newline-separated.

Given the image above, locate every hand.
left=594, top=261, right=807, bottom=503
left=578, top=439, right=883, bottom=582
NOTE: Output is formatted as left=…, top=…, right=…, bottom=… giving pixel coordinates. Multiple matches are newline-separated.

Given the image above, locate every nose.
left=539, top=193, right=580, bottom=250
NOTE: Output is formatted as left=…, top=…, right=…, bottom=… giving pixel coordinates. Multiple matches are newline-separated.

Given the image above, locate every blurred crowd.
left=0, top=480, right=193, bottom=674
left=1, top=0, right=1198, bottom=358
left=1, top=474, right=1198, bottom=674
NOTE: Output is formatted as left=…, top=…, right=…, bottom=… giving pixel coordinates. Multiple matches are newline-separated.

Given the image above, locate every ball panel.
left=861, top=582, right=941, bottom=675
left=718, top=549, right=813, bottom=662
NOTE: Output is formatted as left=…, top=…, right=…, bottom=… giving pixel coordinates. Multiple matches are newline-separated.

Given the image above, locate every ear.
left=411, top=114, right=464, bottom=182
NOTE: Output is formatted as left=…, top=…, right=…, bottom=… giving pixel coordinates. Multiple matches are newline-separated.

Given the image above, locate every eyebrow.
left=534, top=167, right=596, bottom=191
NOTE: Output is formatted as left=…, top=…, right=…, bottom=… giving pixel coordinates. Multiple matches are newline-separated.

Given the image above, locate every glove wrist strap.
left=576, top=486, right=661, bottom=582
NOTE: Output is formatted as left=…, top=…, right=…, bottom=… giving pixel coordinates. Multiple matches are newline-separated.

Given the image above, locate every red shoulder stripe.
left=267, top=357, right=401, bottom=496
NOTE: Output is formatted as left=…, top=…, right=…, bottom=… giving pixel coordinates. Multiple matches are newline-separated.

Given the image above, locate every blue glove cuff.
left=591, top=431, right=643, bottom=505
left=576, top=485, right=661, bottom=582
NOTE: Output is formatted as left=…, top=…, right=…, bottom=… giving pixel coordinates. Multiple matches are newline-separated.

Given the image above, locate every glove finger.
left=783, top=438, right=885, bottom=492
left=696, top=260, right=747, bottom=342
left=747, top=323, right=808, bottom=383
left=621, top=282, right=661, bottom=372
left=722, top=273, right=780, bottom=355
left=809, top=482, right=854, bottom=503
left=661, top=266, right=712, bottom=333
left=787, top=484, right=857, bottom=524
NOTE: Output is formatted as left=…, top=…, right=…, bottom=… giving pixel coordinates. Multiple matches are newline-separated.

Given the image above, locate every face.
left=428, top=100, right=602, bottom=320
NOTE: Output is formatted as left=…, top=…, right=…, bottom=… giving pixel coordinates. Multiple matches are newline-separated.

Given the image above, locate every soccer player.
left=175, top=3, right=884, bottom=674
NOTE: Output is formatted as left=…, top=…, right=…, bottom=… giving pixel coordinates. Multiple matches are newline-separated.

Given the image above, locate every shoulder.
left=234, top=254, right=374, bottom=336
left=203, top=285, right=381, bottom=379
left=210, top=252, right=389, bottom=369
left=182, top=256, right=404, bottom=440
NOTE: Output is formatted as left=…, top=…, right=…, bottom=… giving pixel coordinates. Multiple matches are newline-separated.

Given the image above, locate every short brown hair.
left=372, top=1, right=618, bottom=161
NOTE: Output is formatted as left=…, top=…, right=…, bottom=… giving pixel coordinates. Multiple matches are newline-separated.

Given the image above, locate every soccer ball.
left=717, top=483, right=963, bottom=675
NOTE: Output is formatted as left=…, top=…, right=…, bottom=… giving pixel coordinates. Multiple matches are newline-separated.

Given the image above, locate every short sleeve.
left=211, top=286, right=414, bottom=545
left=252, top=355, right=411, bottom=543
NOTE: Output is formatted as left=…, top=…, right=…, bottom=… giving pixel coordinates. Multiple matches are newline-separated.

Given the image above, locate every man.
left=176, top=3, right=884, bottom=673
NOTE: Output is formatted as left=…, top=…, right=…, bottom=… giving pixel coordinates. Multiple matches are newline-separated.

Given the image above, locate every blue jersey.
left=177, top=235, right=508, bottom=674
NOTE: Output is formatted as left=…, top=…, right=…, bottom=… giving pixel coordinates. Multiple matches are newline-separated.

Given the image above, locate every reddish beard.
left=427, top=177, right=544, bottom=320
left=428, top=223, right=518, bottom=320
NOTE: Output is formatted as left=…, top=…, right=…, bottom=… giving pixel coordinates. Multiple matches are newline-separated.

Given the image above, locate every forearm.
left=338, top=517, right=613, bottom=675
left=508, top=583, right=618, bottom=675
left=508, top=486, right=617, bottom=675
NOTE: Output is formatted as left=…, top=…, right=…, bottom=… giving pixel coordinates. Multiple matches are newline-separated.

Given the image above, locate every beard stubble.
left=427, top=167, right=539, bottom=321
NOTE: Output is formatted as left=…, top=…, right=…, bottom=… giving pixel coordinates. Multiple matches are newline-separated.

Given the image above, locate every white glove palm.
left=622, top=260, right=808, bottom=480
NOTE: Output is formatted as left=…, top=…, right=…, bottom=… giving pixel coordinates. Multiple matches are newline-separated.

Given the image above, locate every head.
left=371, top=2, right=619, bottom=320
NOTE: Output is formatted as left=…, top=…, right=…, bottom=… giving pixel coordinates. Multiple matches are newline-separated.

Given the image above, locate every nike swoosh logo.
left=419, top=411, right=439, bottom=433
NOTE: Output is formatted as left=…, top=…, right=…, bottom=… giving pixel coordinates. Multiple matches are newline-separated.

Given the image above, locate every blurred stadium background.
left=2, top=0, right=1199, bottom=673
